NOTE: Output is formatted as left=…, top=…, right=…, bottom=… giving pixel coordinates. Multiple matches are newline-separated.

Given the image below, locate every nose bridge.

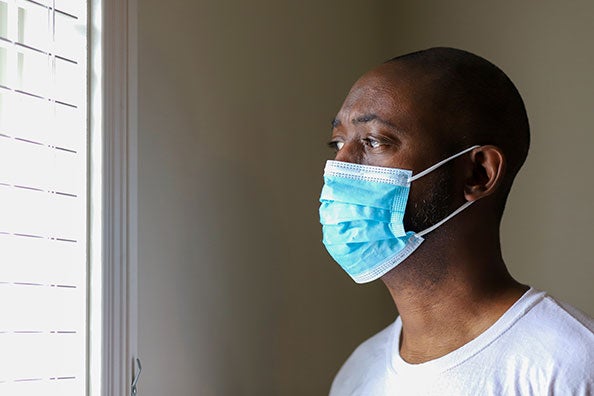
left=335, top=140, right=364, bottom=164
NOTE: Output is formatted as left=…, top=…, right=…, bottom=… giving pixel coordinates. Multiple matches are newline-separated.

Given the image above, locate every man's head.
left=330, top=47, right=530, bottom=232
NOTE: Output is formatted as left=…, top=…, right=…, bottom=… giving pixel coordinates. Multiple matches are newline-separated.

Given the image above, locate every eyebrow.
left=331, top=113, right=396, bottom=129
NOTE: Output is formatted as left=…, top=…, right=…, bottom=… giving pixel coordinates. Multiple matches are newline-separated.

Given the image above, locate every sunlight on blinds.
left=0, top=0, right=87, bottom=394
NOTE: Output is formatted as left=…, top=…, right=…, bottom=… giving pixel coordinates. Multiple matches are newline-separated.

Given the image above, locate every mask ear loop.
left=406, top=145, right=481, bottom=238
left=407, top=145, right=481, bottom=183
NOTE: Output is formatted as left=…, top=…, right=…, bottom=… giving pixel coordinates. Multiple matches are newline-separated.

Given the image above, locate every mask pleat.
left=318, top=202, right=391, bottom=224
left=322, top=221, right=397, bottom=244
left=320, top=177, right=410, bottom=211
left=325, top=235, right=413, bottom=273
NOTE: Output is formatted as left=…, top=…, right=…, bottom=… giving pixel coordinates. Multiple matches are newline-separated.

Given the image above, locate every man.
left=319, top=47, right=594, bottom=395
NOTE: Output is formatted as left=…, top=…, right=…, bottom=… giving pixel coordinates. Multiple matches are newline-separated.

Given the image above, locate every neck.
left=381, top=223, right=528, bottom=364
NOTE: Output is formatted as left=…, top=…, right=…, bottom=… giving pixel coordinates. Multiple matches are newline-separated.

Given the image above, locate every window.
left=0, top=0, right=88, bottom=394
left=0, top=0, right=138, bottom=394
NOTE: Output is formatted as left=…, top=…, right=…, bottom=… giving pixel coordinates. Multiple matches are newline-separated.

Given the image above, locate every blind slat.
left=0, top=331, right=84, bottom=382
left=0, top=0, right=81, bottom=56
left=0, top=186, right=83, bottom=238
left=0, top=137, right=83, bottom=193
left=0, top=44, right=83, bottom=104
left=0, top=89, right=83, bottom=151
left=0, top=233, right=82, bottom=285
left=0, top=284, right=84, bottom=330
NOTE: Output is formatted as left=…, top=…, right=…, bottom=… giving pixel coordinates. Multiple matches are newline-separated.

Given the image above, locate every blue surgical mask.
left=319, top=145, right=480, bottom=283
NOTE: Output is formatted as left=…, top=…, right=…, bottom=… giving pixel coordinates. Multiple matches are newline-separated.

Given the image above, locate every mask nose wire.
left=406, top=145, right=481, bottom=183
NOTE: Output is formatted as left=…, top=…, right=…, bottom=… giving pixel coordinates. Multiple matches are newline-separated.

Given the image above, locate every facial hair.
left=403, top=162, right=455, bottom=233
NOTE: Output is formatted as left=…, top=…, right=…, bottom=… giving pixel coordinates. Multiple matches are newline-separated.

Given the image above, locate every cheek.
left=403, top=169, right=458, bottom=231
left=409, top=165, right=460, bottom=209
left=367, top=146, right=414, bottom=170
left=334, top=142, right=364, bottom=164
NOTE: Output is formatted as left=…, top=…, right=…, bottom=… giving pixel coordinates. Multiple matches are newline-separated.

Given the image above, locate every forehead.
left=336, top=63, right=439, bottom=137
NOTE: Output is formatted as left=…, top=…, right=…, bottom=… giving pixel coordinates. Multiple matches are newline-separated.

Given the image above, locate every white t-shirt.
left=330, top=288, right=594, bottom=396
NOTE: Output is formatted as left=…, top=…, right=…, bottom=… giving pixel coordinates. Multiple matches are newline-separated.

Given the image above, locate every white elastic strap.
left=416, top=200, right=475, bottom=238
left=407, top=145, right=480, bottom=183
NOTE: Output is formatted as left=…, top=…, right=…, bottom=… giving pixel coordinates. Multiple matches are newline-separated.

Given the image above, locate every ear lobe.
left=463, top=145, right=505, bottom=202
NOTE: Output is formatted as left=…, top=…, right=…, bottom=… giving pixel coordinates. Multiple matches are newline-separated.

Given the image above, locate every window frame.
left=89, top=0, right=138, bottom=395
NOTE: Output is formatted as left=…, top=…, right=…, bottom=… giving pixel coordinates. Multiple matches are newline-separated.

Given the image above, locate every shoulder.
left=524, top=294, right=594, bottom=362
left=502, top=292, right=594, bottom=389
left=437, top=290, right=594, bottom=395
left=547, top=296, right=594, bottom=333
left=329, top=320, right=397, bottom=396
left=522, top=293, right=594, bottom=348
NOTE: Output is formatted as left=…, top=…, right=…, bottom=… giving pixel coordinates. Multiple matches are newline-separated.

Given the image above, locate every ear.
left=464, top=145, right=505, bottom=202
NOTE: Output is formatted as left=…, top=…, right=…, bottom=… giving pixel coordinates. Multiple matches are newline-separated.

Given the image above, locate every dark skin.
left=330, top=62, right=528, bottom=364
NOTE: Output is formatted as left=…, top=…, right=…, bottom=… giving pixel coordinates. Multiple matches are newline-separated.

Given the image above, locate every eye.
left=363, top=137, right=382, bottom=149
left=328, top=141, right=345, bottom=151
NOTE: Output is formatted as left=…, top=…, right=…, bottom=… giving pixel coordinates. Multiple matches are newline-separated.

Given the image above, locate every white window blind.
left=0, top=0, right=88, bottom=394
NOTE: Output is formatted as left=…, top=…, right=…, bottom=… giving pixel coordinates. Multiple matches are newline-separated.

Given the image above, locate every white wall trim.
left=91, top=0, right=138, bottom=395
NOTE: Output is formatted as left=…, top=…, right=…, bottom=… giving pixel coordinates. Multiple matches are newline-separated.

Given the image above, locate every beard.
left=403, top=163, right=456, bottom=233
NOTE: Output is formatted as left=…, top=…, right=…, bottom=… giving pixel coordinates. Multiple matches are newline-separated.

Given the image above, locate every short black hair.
left=387, top=47, right=530, bottom=215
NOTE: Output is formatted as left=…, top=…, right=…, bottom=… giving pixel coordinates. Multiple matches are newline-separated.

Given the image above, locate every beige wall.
left=137, top=1, right=594, bottom=395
